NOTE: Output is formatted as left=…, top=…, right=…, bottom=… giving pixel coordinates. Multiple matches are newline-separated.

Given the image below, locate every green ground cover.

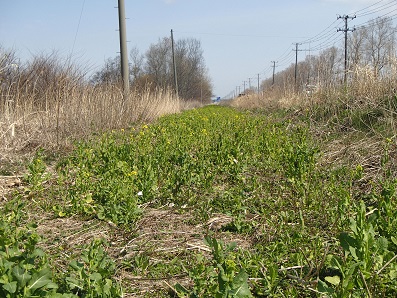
left=1, top=105, right=397, bottom=297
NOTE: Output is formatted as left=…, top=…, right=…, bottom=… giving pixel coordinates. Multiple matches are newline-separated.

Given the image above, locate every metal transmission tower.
left=337, top=15, right=356, bottom=84
left=118, top=0, right=130, bottom=98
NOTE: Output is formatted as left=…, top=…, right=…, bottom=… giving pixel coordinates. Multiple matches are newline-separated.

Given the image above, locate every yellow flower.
left=128, top=170, right=138, bottom=177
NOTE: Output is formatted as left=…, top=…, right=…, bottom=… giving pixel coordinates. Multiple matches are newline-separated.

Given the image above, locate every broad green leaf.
left=339, top=232, right=359, bottom=255
left=324, top=275, right=341, bottom=286
left=229, top=270, right=253, bottom=298
left=103, top=279, right=113, bottom=296
left=28, top=267, right=52, bottom=291
left=45, top=281, right=59, bottom=290
left=69, top=260, right=84, bottom=271
left=317, top=280, right=334, bottom=294
left=32, top=248, right=45, bottom=258
left=389, top=269, right=397, bottom=279
left=3, top=281, right=17, bottom=294
left=90, top=272, right=102, bottom=281
left=12, top=265, right=31, bottom=288
left=0, top=274, right=10, bottom=284
left=65, top=277, right=83, bottom=290
left=377, top=237, right=389, bottom=254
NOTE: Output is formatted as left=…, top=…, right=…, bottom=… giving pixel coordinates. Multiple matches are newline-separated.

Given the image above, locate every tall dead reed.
left=0, top=52, right=182, bottom=154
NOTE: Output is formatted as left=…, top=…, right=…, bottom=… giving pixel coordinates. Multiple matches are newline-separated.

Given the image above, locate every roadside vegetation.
left=1, top=15, right=397, bottom=297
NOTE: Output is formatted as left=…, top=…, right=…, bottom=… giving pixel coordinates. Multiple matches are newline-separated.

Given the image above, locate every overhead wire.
left=71, top=0, right=86, bottom=57
left=353, top=0, right=385, bottom=15
left=300, top=19, right=342, bottom=45
left=355, top=8, right=397, bottom=29
left=355, top=0, right=396, bottom=17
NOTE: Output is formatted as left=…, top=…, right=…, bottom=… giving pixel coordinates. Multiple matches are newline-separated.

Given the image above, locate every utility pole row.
left=231, top=13, right=356, bottom=97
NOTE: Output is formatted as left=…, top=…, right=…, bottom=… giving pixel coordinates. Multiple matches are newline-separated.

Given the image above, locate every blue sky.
left=1, top=0, right=396, bottom=97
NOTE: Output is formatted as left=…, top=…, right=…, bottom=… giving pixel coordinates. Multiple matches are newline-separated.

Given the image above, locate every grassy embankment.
left=1, top=89, right=397, bottom=297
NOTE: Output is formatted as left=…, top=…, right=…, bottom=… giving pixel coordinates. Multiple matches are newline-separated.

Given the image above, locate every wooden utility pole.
left=293, top=43, right=308, bottom=90
left=171, top=29, right=179, bottom=98
left=337, top=15, right=356, bottom=84
left=118, top=0, right=129, bottom=98
left=257, top=74, right=260, bottom=94
left=271, top=61, right=277, bottom=86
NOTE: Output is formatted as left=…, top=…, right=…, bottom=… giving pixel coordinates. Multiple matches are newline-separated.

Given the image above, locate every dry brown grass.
left=0, top=85, right=182, bottom=151
left=0, top=53, right=193, bottom=172
left=230, top=60, right=397, bottom=113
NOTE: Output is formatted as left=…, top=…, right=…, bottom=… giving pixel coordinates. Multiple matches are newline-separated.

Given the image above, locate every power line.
left=355, top=8, right=397, bottom=29
left=301, top=19, right=342, bottom=45
left=71, top=0, right=86, bottom=57
left=355, top=0, right=396, bottom=17
left=354, top=0, right=385, bottom=15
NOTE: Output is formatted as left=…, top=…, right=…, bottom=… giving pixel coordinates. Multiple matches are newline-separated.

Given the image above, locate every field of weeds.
left=1, top=101, right=397, bottom=297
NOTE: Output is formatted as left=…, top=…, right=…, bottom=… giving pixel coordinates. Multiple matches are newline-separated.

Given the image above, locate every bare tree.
left=349, top=17, right=396, bottom=77
left=144, top=37, right=212, bottom=101
left=364, top=17, right=396, bottom=77
left=145, top=37, right=172, bottom=89
left=129, top=47, right=144, bottom=82
left=91, top=36, right=213, bottom=101
left=91, top=56, right=123, bottom=85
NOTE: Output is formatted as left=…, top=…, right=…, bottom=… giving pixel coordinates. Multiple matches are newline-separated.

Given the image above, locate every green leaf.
left=377, top=237, right=389, bottom=254
left=28, top=267, right=52, bottom=291
left=339, top=232, right=358, bottom=254
left=12, top=265, right=31, bottom=288
left=69, top=260, right=84, bottom=271
left=32, top=248, right=45, bottom=258
left=90, top=272, right=102, bottom=281
left=324, top=275, right=341, bottom=286
left=391, top=236, right=397, bottom=247
left=3, top=281, right=17, bottom=294
left=229, top=270, right=253, bottom=298
left=317, top=279, right=334, bottom=294
left=174, top=283, right=189, bottom=295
